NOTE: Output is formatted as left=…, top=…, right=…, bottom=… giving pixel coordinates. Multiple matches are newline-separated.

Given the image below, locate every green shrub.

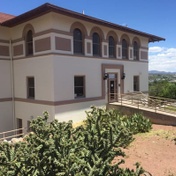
left=0, top=108, right=151, bottom=176
left=121, top=113, right=152, bottom=135
left=85, top=107, right=152, bottom=135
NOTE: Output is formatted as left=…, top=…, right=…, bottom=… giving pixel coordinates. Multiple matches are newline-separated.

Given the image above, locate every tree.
left=149, top=79, right=176, bottom=99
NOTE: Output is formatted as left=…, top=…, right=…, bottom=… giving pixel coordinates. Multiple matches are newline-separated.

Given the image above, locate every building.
left=0, top=3, right=164, bottom=132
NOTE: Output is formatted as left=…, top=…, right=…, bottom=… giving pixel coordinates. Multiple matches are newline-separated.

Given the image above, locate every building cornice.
left=1, top=3, right=165, bottom=43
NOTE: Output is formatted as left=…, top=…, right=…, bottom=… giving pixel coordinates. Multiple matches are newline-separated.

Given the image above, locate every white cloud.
left=149, top=46, right=165, bottom=53
left=149, top=46, right=176, bottom=72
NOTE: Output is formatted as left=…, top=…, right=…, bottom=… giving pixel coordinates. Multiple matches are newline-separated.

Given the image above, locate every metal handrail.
left=0, top=128, right=24, bottom=141
left=109, top=92, right=176, bottom=115
left=0, top=133, right=24, bottom=141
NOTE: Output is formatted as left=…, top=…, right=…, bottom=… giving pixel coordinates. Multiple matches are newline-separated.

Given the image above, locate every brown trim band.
left=12, top=52, right=148, bottom=63
left=15, top=96, right=103, bottom=106
left=0, top=39, right=9, bottom=44
left=12, top=38, right=23, bottom=43
left=54, top=96, right=103, bottom=105
left=34, top=28, right=72, bottom=37
left=15, top=97, right=54, bottom=105
left=0, top=58, right=10, bottom=60
left=0, top=98, right=12, bottom=102
left=12, top=28, right=72, bottom=44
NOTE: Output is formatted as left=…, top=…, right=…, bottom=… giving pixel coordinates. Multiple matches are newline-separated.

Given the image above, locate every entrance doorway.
left=133, top=76, right=140, bottom=91
left=108, top=73, right=118, bottom=102
left=16, top=118, right=23, bottom=135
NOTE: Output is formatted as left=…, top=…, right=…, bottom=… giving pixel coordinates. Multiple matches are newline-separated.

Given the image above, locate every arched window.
left=26, top=30, right=33, bottom=56
left=109, top=36, right=115, bottom=58
left=133, top=41, right=139, bottom=60
left=93, top=32, right=101, bottom=56
left=73, top=28, right=83, bottom=54
left=122, top=39, right=128, bottom=59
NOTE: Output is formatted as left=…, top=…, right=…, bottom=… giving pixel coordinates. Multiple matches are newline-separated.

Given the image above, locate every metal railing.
left=109, top=92, right=176, bottom=115
left=0, top=128, right=24, bottom=141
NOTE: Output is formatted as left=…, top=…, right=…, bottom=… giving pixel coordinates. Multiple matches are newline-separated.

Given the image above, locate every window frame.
left=133, top=41, right=139, bottom=60
left=73, top=28, right=83, bottom=54
left=109, top=36, right=116, bottom=58
left=27, top=77, right=35, bottom=99
left=122, top=39, right=128, bottom=59
left=26, top=30, right=33, bottom=56
left=93, top=32, right=101, bottom=56
left=74, top=76, right=85, bottom=98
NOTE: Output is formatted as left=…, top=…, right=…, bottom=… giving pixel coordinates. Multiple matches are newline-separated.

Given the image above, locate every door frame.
left=107, top=73, right=118, bottom=103
left=101, top=64, right=124, bottom=102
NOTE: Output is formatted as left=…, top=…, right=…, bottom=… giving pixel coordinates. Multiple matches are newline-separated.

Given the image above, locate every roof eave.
left=1, top=3, right=165, bottom=42
left=149, top=37, right=165, bottom=43
left=1, top=3, right=52, bottom=27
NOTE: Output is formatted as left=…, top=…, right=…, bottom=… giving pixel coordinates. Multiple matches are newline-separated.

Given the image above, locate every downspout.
left=10, top=39, right=16, bottom=130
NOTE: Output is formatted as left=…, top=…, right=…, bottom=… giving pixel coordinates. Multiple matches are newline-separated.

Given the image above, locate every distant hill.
left=149, top=70, right=176, bottom=75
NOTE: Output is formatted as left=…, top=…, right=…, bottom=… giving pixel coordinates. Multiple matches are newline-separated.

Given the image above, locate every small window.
left=93, top=32, right=101, bottom=56
left=73, top=28, right=83, bottom=54
left=109, top=36, right=116, bottom=58
left=122, top=39, right=128, bottom=59
left=16, top=118, right=22, bottom=129
left=74, top=76, right=85, bottom=98
left=133, top=41, right=139, bottom=60
left=27, top=77, right=35, bottom=99
left=26, top=30, right=33, bottom=56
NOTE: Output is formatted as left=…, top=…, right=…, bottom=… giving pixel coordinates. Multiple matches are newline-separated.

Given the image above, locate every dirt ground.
left=113, top=124, right=176, bottom=176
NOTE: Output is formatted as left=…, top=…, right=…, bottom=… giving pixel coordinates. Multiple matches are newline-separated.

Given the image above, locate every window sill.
left=74, top=96, right=85, bottom=99
left=74, top=53, right=84, bottom=56
left=109, top=56, right=116, bottom=58
left=27, top=97, right=35, bottom=99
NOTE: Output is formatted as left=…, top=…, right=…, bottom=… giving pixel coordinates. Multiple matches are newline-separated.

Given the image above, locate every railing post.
left=155, top=100, right=157, bottom=113
left=121, top=94, right=122, bottom=105
left=3, top=132, right=5, bottom=140
left=138, top=99, right=140, bottom=109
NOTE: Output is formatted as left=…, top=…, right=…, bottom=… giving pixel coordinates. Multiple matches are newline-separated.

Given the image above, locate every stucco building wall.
left=0, top=3, right=164, bottom=132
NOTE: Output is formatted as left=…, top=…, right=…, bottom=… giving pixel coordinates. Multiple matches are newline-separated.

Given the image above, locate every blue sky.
left=1, top=0, right=176, bottom=72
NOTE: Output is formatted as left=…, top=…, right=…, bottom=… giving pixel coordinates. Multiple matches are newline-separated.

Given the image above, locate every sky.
left=0, top=0, right=176, bottom=72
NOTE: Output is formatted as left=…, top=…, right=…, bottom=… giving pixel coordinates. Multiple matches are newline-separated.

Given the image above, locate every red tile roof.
left=0, top=12, right=15, bottom=23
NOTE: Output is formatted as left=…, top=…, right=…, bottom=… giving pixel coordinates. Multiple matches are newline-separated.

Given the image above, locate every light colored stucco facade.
left=0, top=3, right=164, bottom=132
